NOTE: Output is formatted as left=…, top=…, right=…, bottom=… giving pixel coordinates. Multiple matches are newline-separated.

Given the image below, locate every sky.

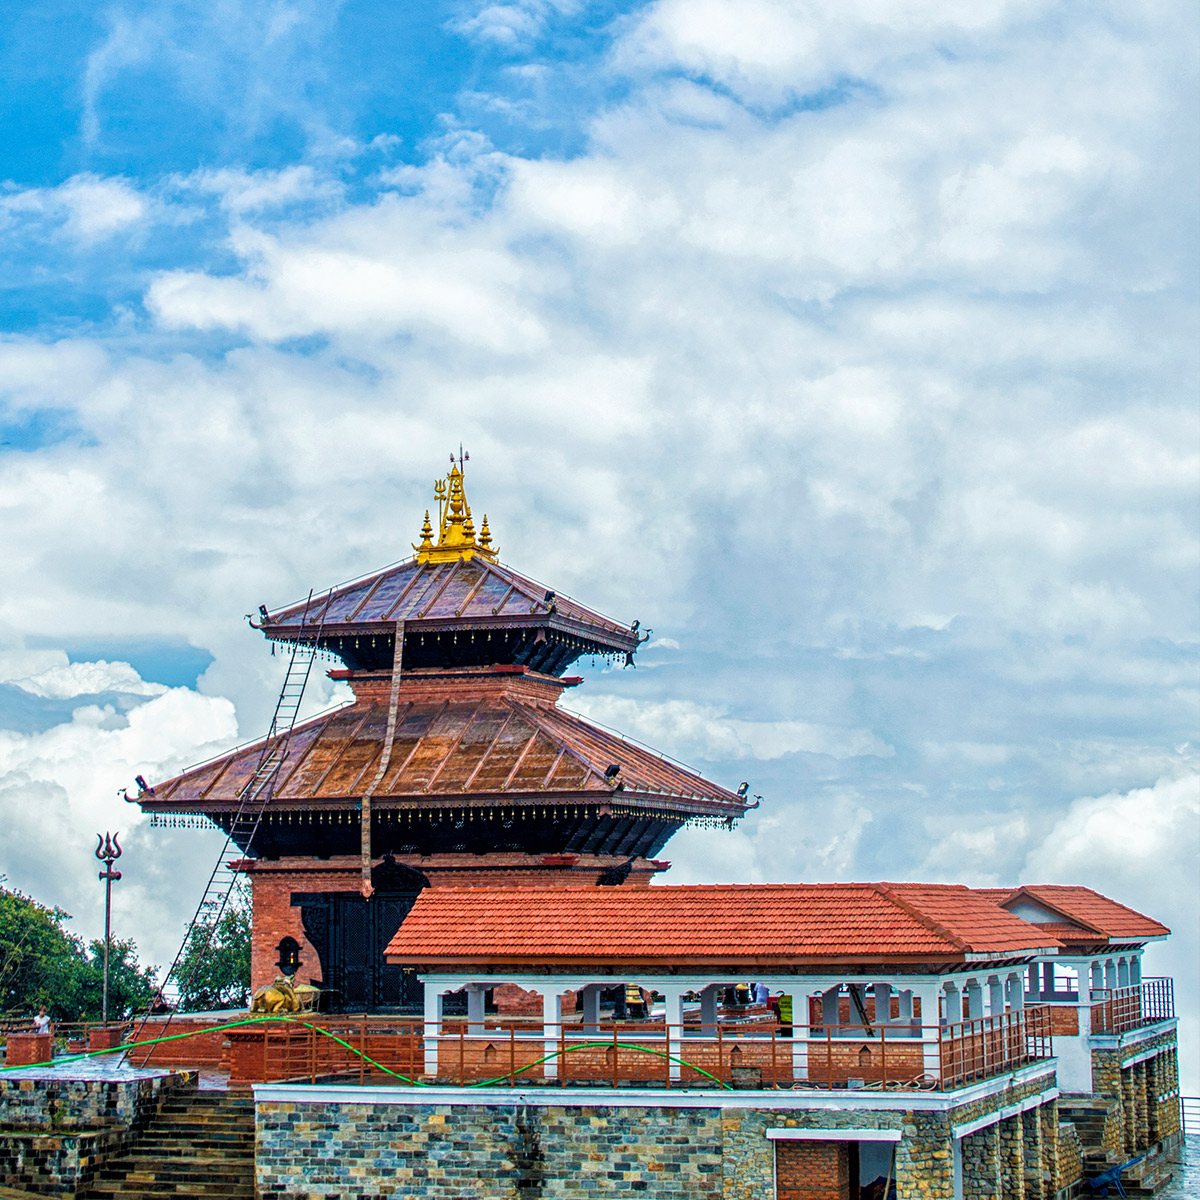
left=0, top=0, right=1196, bottom=1084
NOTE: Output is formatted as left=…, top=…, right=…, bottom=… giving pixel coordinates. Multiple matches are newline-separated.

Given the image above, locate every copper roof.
left=139, top=668, right=744, bottom=816
left=384, top=883, right=1061, bottom=969
left=261, top=557, right=637, bottom=651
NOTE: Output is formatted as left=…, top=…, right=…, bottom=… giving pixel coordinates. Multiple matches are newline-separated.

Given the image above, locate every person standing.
left=32, top=1005, right=52, bottom=1036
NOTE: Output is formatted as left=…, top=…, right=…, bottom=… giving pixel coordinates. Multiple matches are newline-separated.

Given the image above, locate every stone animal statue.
left=250, top=976, right=300, bottom=1014
left=292, top=984, right=321, bottom=1013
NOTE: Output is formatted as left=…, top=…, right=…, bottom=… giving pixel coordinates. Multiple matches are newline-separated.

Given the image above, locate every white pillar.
left=1090, top=961, right=1103, bottom=993
left=1105, top=960, right=1118, bottom=990
left=699, top=985, right=719, bottom=1035
left=467, top=985, right=486, bottom=1036
left=1117, top=958, right=1130, bottom=988
left=1042, top=962, right=1055, bottom=998
left=896, top=989, right=914, bottom=1028
left=911, top=985, right=942, bottom=1080
left=944, top=982, right=963, bottom=1024
left=1027, top=965, right=1038, bottom=1000
left=988, top=976, right=1005, bottom=1017
left=873, top=982, right=893, bottom=1026
left=821, top=986, right=841, bottom=1031
left=1130, top=956, right=1142, bottom=986
left=542, top=989, right=563, bottom=1081
left=778, top=990, right=805, bottom=1081
left=580, top=984, right=601, bottom=1033
left=423, top=986, right=444, bottom=1077
left=966, top=980, right=984, bottom=1023
left=662, top=986, right=686, bottom=1082
left=1007, top=972, right=1025, bottom=1011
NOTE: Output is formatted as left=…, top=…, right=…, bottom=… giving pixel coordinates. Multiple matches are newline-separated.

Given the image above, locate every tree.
left=75, top=938, right=158, bottom=1020
left=0, top=881, right=158, bottom=1021
left=0, top=884, right=85, bottom=1019
left=175, top=901, right=251, bottom=1012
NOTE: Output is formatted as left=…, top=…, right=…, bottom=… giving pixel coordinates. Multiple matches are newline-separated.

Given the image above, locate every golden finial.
left=414, top=450, right=498, bottom=564
left=412, top=510, right=434, bottom=555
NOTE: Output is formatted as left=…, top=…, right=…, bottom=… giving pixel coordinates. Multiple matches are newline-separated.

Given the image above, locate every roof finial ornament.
left=414, top=448, right=499, bottom=564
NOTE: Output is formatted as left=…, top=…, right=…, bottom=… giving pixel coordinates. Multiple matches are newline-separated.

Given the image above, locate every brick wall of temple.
left=248, top=868, right=357, bottom=992
left=245, top=856, right=661, bottom=992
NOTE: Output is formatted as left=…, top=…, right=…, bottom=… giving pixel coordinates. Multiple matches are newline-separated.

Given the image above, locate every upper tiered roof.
left=257, top=457, right=641, bottom=675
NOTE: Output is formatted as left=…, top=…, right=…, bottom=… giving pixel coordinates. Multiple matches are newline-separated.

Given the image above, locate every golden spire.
left=413, top=451, right=499, bottom=564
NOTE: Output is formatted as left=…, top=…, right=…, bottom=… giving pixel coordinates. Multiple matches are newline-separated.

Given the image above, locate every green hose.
left=1, top=1016, right=734, bottom=1090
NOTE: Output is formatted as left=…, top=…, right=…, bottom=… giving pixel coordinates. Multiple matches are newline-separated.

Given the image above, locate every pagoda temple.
left=136, top=459, right=751, bottom=1011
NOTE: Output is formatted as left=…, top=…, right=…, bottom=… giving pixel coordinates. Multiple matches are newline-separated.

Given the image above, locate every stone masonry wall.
left=257, top=1102, right=726, bottom=1199
left=257, top=1090, right=1071, bottom=1200
left=1091, top=1032, right=1181, bottom=1155
left=0, top=1072, right=185, bottom=1196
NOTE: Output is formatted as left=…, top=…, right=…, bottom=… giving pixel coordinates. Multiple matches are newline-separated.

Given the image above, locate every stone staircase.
left=1058, top=1097, right=1174, bottom=1196
left=84, top=1090, right=254, bottom=1199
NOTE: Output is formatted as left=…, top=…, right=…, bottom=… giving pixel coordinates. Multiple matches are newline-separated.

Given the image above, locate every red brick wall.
left=1050, top=1006, right=1080, bottom=1036
left=248, top=867, right=358, bottom=992
left=243, top=855, right=662, bottom=992
left=776, top=1141, right=850, bottom=1200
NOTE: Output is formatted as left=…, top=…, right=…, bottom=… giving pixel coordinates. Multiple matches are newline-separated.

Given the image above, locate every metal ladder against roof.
left=132, top=590, right=329, bottom=1062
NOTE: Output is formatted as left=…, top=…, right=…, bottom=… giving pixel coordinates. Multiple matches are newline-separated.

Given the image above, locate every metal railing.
left=1091, top=978, right=1174, bottom=1035
left=144, top=1006, right=1053, bottom=1093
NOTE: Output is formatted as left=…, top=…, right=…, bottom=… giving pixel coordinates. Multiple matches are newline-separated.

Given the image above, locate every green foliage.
left=0, top=881, right=158, bottom=1021
left=0, top=885, right=84, bottom=1019
left=175, top=900, right=251, bottom=1012
left=77, top=938, right=158, bottom=1020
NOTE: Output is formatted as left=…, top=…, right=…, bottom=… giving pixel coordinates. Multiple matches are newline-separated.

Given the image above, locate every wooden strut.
left=359, top=620, right=405, bottom=897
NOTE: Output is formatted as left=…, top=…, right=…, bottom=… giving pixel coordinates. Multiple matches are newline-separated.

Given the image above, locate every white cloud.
left=0, top=175, right=146, bottom=241
left=181, top=166, right=342, bottom=214
left=451, top=1, right=578, bottom=47
left=9, top=659, right=167, bottom=699
left=620, top=0, right=1051, bottom=104
left=0, top=653, right=239, bottom=968
left=1024, top=775, right=1200, bottom=1092
left=567, top=695, right=894, bottom=762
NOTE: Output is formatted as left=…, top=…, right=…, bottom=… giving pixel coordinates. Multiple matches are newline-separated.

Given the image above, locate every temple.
left=113, top=458, right=1183, bottom=1200
left=135, top=458, right=752, bottom=1011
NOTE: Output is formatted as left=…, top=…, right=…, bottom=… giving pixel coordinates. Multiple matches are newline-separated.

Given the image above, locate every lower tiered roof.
left=137, top=665, right=749, bottom=860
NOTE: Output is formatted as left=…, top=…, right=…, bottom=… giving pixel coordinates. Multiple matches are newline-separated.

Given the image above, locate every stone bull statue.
left=250, top=975, right=321, bottom=1014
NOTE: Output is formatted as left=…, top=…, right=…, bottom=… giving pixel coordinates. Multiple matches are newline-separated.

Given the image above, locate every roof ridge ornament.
left=413, top=448, right=499, bottom=564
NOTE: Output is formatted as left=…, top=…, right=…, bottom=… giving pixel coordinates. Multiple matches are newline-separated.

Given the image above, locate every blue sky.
left=0, top=0, right=1196, bottom=1081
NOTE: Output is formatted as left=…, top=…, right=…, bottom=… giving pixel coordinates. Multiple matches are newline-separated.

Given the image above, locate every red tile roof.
left=997, top=885, right=1169, bottom=942
left=384, top=883, right=1060, bottom=969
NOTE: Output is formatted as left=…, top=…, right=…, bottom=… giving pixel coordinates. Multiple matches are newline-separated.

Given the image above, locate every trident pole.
left=95, top=833, right=123, bottom=1026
